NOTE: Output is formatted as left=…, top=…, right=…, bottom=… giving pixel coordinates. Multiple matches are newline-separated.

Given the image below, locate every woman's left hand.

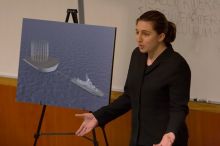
left=153, top=132, right=175, bottom=146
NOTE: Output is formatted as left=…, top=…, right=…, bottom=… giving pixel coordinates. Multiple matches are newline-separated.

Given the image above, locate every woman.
left=75, top=10, right=191, bottom=146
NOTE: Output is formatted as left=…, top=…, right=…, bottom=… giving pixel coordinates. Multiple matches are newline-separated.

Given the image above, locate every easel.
left=33, top=9, right=108, bottom=146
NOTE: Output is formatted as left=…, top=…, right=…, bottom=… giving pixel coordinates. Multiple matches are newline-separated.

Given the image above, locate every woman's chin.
left=138, top=47, right=147, bottom=53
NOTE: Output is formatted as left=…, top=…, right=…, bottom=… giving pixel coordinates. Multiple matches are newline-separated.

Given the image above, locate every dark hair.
left=136, top=10, right=176, bottom=43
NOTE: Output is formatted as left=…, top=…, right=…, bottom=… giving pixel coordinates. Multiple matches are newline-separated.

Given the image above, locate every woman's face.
left=135, top=20, right=164, bottom=53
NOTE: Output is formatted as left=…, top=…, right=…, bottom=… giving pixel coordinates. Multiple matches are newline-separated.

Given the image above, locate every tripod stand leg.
left=33, top=105, right=47, bottom=146
left=65, top=11, right=71, bottom=22
left=101, top=126, right=109, bottom=146
left=92, top=128, right=99, bottom=146
left=65, top=9, right=78, bottom=23
left=71, top=12, right=78, bottom=23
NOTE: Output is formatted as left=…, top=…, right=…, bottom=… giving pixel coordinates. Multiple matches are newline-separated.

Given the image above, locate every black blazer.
left=93, top=44, right=191, bottom=146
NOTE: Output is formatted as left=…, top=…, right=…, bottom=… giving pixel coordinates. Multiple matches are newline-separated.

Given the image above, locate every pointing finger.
left=75, top=122, right=86, bottom=136
left=75, top=113, right=86, bottom=117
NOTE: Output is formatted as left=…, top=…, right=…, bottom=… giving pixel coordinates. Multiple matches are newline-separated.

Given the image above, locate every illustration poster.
left=16, top=18, right=116, bottom=111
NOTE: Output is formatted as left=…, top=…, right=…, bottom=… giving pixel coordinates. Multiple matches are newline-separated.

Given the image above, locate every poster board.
left=16, top=18, right=116, bottom=111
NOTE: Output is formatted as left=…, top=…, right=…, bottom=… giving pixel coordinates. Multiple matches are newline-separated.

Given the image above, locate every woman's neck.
left=147, top=43, right=166, bottom=66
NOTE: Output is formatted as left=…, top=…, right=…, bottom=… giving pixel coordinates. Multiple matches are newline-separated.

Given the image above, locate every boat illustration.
left=23, top=40, right=59, bottom=72
left=70, top=74, right=104, bottom=97
left=23, top=57, right=59, bottom=73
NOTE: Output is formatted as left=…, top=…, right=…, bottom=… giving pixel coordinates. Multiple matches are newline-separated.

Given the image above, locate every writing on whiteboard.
left=137, top=0, right=220, bottom=37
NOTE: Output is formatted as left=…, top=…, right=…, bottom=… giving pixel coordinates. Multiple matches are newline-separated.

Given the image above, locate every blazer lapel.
left=138, top=54, right=147, bottom=80
left=145, top=44, right=174, bottom=75
left=144, top=61, right=160, bottom=75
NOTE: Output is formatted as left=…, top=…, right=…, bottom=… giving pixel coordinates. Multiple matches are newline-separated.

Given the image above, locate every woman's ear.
left=158, top=33, right=165, bottom=42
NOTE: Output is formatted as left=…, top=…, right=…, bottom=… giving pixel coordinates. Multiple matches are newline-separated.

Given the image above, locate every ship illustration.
left=23, top=40, right=59, bottom=72
left=23, top=57, right=59, bottom=73
left=70, top=74, right=104, bottom=97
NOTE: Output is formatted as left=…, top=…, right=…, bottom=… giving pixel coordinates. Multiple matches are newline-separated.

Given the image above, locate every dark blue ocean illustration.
left=16, top=18, right=116, bottom=111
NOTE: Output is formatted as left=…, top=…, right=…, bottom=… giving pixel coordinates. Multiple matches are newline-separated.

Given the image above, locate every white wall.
left=84, top=0, right=141, bottom=91
left=1, top=0, right=220, bottom=102
left=0, top=0, right=77, bottom=78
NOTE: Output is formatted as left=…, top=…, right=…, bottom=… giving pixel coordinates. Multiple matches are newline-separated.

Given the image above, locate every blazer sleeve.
left=92, top=91, right=131, bottom=126
left=92, top=49, right=137, bottom=126
left=166, top=59, right=191, bottom=135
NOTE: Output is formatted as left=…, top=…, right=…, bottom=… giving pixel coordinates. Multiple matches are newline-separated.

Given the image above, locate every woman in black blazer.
left=75, top=10, right=191, bottom=146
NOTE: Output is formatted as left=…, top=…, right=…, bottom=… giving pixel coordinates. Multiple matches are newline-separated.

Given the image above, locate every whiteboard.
left=83, top=0, right=220, bottom=103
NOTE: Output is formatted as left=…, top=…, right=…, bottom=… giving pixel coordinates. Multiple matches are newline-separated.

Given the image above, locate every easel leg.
left=92, top=128, right=99, bottom=146
left=101, top=126, right=109, bottom=146
left=33, top=105, right=47, bottom=146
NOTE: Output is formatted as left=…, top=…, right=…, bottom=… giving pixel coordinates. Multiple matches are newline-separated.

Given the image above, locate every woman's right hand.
left=75, top=113, right=98, bottom=136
